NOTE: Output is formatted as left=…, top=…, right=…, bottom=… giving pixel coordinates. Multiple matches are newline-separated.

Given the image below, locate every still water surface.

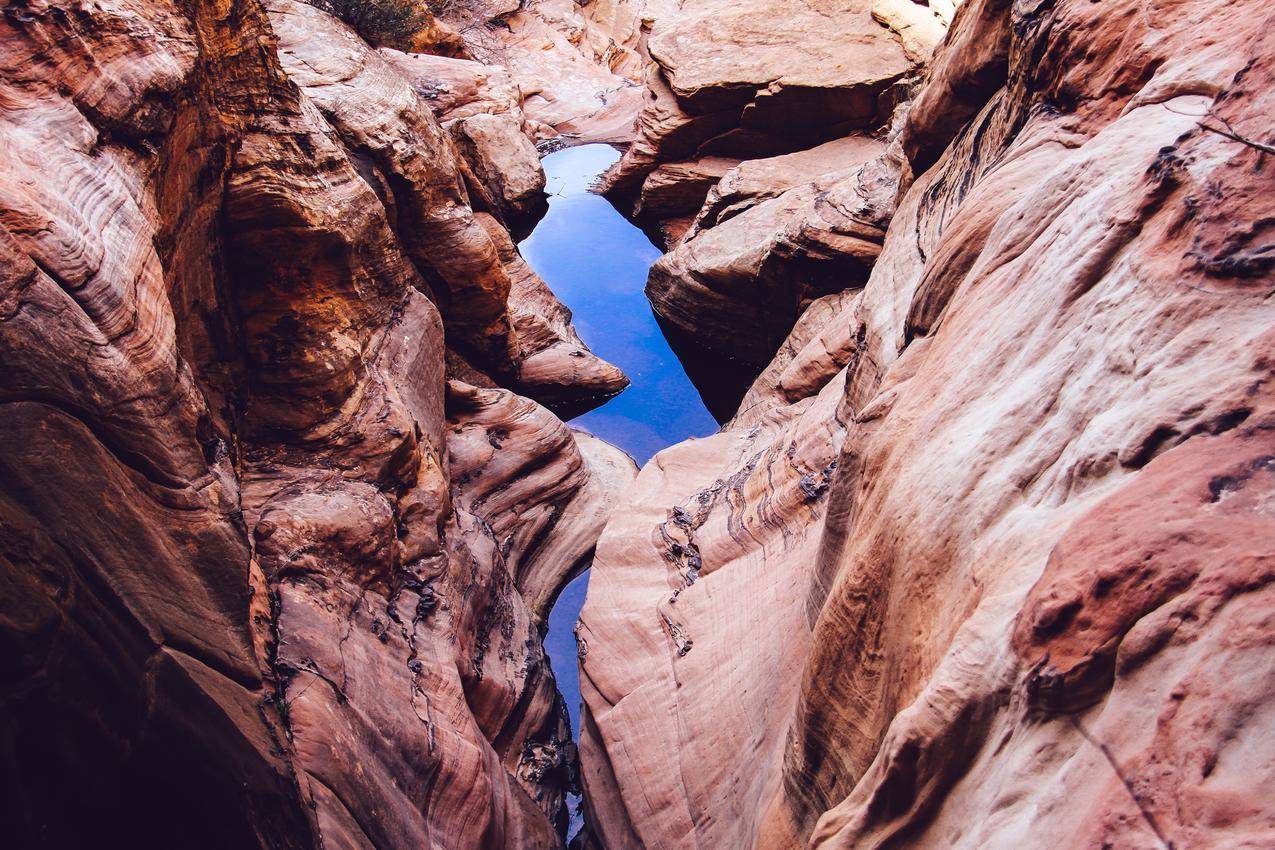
left=520, top=144, right=718, bottom=469
left=519, top=144, right=716, bottom=743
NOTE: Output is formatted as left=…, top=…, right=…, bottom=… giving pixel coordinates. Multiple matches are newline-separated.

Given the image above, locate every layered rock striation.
left=0, top=0, right=632, bottom=846
left=6, top=0, right=1275, bottom=847
left=579, top=0, right=1275, bottom=848
left=597, top=0, right=952, bottom=413
left=600, top=0, right=941, bottom=218
left=428, top=0, right=677, bottom=145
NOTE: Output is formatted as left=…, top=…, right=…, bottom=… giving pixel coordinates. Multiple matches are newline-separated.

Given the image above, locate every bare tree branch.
left=1069, top=716, right=1176, bottom=850
left=1162, top=103, right=1275, bottom=155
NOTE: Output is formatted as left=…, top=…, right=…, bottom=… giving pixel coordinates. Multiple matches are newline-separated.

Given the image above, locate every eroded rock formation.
left=0, top=0, right=632, bottom=846
left=599, top=0, right=940, bottom=214
left=430, top=0, right=676, bottom=144
left=5, top=0, right=1275, bottom=846
left=578, top=0, right=1275, bottom=848
left=595, top=0, right=951, bottom=412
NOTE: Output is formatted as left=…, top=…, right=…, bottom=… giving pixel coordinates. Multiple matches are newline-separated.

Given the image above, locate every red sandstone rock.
left=635, top=156, right=741, bottom=221
left=594, top=0, right=933, bottom=410
left=645, top=174, right=882, bottom=368
left=443, top=0, right=672, bottom=143
left=600, top=0, right=921, bottom=204
left=643, top=119, right=902, bottom=401
left=381, top=49, right=527, bottom=124
left=448, top=111, right=549, bottom=228
left=578, top=2, right=1275, bottom=849
left=268, top=0, right=624, bottom=409
left=7, top=0, right=1275, bottom=846
left=0, top=0, right=631, bottom=846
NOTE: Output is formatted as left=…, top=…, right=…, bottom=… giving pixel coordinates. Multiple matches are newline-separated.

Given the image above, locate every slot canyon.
left=1, top=0, right=1273, bottom=847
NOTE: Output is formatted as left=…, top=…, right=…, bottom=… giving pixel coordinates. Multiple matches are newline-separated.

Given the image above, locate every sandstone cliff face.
left=431, top=0, right=677, bottom=145
left=6, top=0, right=1275, bottom=845
left=578, top=1, right=1275, bottom=848
left=0, top=0, right=631, bottom=846
left=598, top=0, right=951, bottom=412
left=600, top=0, right=940, bottom=214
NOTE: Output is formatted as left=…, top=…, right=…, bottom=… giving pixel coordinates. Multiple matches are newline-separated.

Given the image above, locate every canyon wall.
left=597, top=0, right=952, bottom=415
left=578, top=0, right=1275, bottom=848
left=0, top=0, right=632, bottom=846
left=4, top=0, right=1274, bottom=847
left=433, top=0, right=678, bottom=144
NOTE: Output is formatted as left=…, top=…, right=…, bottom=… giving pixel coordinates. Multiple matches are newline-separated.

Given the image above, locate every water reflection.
left=519, top=144, right=718, bottom=468
left=522, top=145, right=719, bottom=837
left=524, top=142, right=719, bottom=727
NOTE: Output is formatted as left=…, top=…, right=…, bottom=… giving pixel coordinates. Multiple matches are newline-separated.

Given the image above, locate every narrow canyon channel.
left=519, top=143, right=718, bottom=830
left=520, top=145, right=717, bottom=721
left=6, top=0, right=1271, bottom=844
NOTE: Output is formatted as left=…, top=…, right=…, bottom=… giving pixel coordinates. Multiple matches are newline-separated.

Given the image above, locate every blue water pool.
left=520, top=145, right=716, bottom=830
left=520, top=144, right=719, bottom=470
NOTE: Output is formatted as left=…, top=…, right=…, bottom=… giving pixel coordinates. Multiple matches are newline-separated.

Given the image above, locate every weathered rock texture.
left=448, top=111, right=548, bottom=229
left=435, top=0, right=676, bottom=143
left=645, top=126, right=902, bottom=415
left=579, top=1, right=1275, bottom=848
left=597, top=0, right=950, bottom=413
left=0, top=0, right=632, bottom=846
left=600, top=0, right=940, bottom=207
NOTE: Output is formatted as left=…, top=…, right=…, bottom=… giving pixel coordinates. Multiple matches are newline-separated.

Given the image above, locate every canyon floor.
left=2, top=0, right=1274, bottom=848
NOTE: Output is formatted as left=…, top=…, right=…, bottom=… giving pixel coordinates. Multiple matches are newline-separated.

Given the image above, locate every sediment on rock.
left=6, top=0, right=1275, bottom=847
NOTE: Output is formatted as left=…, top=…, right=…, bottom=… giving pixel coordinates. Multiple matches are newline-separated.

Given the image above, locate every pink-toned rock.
left=635, top=156, right=741, bottom=220
left=268, top=0, right=623, bottom=410
left=477, top=213, right=630, bottom=415
left=591, top=0, right=932, bottom=412
left=871, top=0, right=949, bottom=63
left=645, top=177, right=881, bottom=365
left=728, top=289, right=864, bottom=428
left=601, top=0, right=921, bottom=204
left=381, top=49, right=526, bottom=124
left=447, top=112, right=549, bottom=227
left=457, top=0, right=672, bottom=143
left=578, top=3, right=1275, bottom=850
left=0, top=0, right=631, bottom=847
left=643, top=127, right=899, bottom=406
left=647, top=0, right=913, bottom=116
left=691, top=134, right=889, bottom=234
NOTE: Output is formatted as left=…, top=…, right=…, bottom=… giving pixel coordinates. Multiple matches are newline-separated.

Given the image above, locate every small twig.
left=1198, top=121, right=1275, bottom=155
left=1069, top=716, right=1175, bottom=850
left=1162, top=103, right=1274, bottom=154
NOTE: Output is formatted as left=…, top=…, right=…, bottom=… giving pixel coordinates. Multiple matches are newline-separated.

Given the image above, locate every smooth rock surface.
left=6, top=0, right=1275, bottom=847
left=268, top=0, right=623, bottom=409
left=594, top=0, right=939, bottom=408
left=644, top=120, right=902, bottom=407
left=635, top=156, right=740, bottom=221
left=382, top=49, right=527, bottom=125
left=448, top=112, right=549, bottom=228
left=578, top=2, right=1275, bottom=849
left=0, top=0, right=630, bottom=846
left=690, top=134, right=889, bottom=235
left=600, top=0, right=923, bottom=205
